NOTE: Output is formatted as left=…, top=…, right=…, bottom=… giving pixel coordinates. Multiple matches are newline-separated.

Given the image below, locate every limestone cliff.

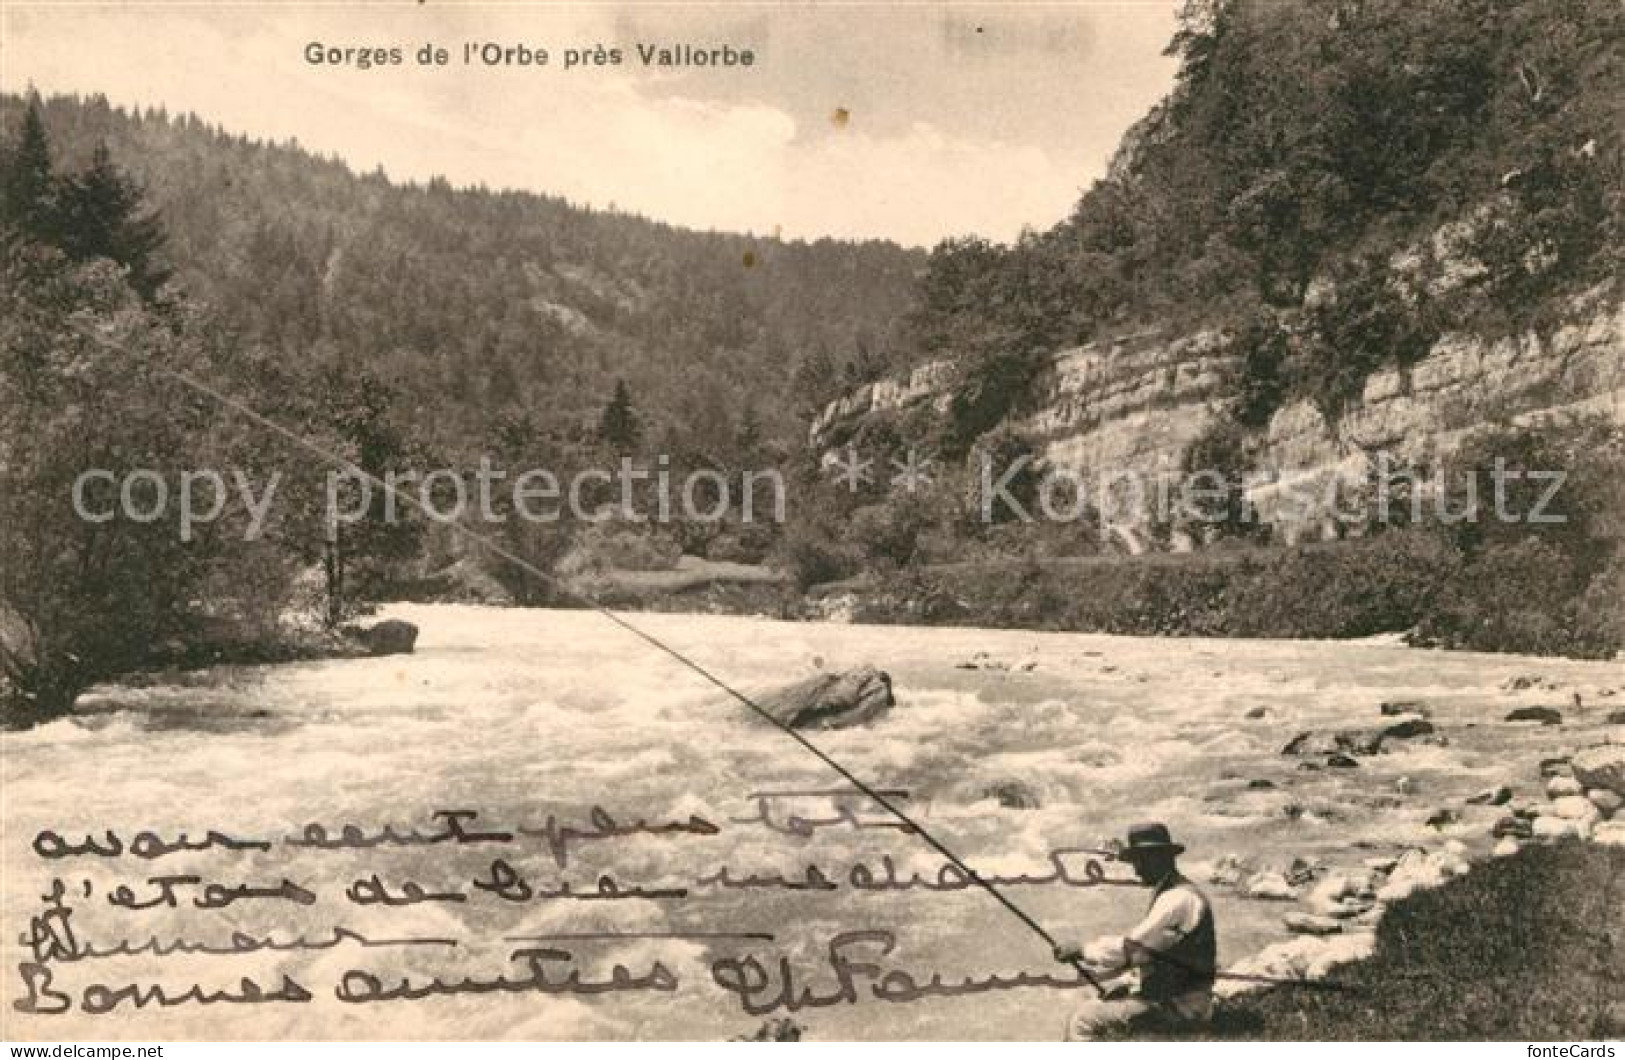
left=811, top=300, right=1625, bottom=543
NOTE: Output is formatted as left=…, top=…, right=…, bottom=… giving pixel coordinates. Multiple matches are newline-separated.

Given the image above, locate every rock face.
left=811, top=304, right=1625, bottom=542
left=347, top=619, right=419, bottom=657
left=759, top=666, right=894, bottom=729
left=1572, top=746, right=1625, bottom=797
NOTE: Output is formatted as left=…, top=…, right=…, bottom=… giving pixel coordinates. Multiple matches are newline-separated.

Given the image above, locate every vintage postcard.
left=2, top=0, right=1622, bottom=1046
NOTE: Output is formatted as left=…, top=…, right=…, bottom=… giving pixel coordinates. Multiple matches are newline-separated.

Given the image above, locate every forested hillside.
left=0, top=92, right=923, bottom=457
left=902, top=0, right=1623, bottom=452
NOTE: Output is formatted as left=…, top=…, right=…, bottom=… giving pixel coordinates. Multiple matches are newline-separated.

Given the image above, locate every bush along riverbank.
left=1107, top=738, right=1625, bottom=1041
left=0, top=613, right=419, bottom=730
left=810, top=528, right=1625, bottom=660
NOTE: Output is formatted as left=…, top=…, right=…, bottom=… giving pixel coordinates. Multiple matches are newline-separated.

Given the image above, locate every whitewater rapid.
left=3, top=604, right=1620, bottom=1040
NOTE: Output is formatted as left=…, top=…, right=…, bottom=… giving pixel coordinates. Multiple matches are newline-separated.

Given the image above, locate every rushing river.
left=4, top=604, right=1621, bottom=1040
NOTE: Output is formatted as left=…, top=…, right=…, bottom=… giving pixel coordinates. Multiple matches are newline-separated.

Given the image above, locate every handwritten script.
left=14, top=792, right=1126, bottom=1021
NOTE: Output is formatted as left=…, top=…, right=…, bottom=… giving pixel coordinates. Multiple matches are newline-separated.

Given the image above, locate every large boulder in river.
left=759, top=666, right=893, bottom=729
left=1505, top=705, right=1563, bottom=725
left=1281, top=719, right=1436, bottom=757
left=1572, top=746, right=1625, bottom=797
left=346, top=619, right=419, bottom=657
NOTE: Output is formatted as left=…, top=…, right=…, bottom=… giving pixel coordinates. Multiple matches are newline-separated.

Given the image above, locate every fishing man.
left=1054, top=822, right=1217, bottom=1040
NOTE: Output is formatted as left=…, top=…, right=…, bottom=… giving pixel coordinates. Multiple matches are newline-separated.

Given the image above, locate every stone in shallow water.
left=1550, top=795, right=1602, bottom=823
left=1540, top=756, right=1573, bottom=777
left=980, top=778, right=1041, bottom=809
left=1572, top=746, right=1625, bottom=797
left=1426, top=808, right=1461, bottom=829
left=1505, top=706, right=1563, bottom=725
left=1466, top=785, right=1513, bottom=806
left=1546, top=775, right=1583, bottom=798
left=1283, top=912, right=1344, bottom=936
left=1492, top=838, right=1521, bottom=857
left=759, top=666, right=894, bottom=729
left=1587, top=788, right=1623, bottom=816
left=1218, top=933, right=1378, bottom=997
left=345, top=619, right=419, bottom=656
left=1380, top=700, right=1431, bottom=717
left=1532, top=815, right=1584, bottom=840
left=1306, top=872, right=1376, bottom=917
left=1375, top=848, right=1468, bottom=903
left=1488, top=812, right=1527, bottom=838
left=1240, top=871, right=1298, bottom=901
left=1381, top=718, right=1436, bottom=740
left=1592, top=821, right=1625, bottom=848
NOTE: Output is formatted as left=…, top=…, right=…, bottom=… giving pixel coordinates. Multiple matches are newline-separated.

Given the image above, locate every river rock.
left=1502, top=674, right=1557, bottom=692
left=1375, top=848, right=1468, bottom=903
left=1282, top=730, right=1376, bottom=756
left=1380, top=700, right=1431, bottom=718
left=1244, top=706, right=1270, bottom=719
left=1540, top=756, right=1573, bottom=778
left=1283, top=913, right=1345, bottom=936
left=1217, top=933, right=1377, bottom=997
left=1505, top=706, right=1563, bottom=725
left=1532, top=815, right=1584, bottom=840
left=1571, top=746, right=1625, bottom=797
left=760, top=666, right=894, bottom=729
left=1546, top=776, right=1584, bottom=798
left=1240, top=871, right=1298, bottom=901
left=1550, top=795, right=1601, bottom=824
left=1381, top=718, right=1436, bottom=740
left=1466, top=786, right=1513, bottom=806
left=1492, top=838, right=1521, bottom=857
left=1426, top=808, right=1461, bottom=829
left=346, top=619, right=419, bottom=657
left=1586, top=788, right=1622, bottom=816
left=1488, top=816, right=1527, bottom=838
left=981, top=779, right=1042, bottom=809
left=1593, top=821, right=1625, bottom=848
left=1604, top=709, right=1625, bottom=725
left=1327, top=753, right=1360, bottom=769
left=1207, top=855, right=1250, bottom=887
left=1306, top=872, right=1376, bottom=917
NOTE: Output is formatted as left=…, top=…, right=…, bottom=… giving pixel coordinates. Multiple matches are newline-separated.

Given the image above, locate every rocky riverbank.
left=1208, top=719, right=1625, bottom=994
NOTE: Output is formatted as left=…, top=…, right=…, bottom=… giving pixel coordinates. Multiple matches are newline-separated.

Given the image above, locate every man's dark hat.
left=1121, top=821, right=1185, bottom=859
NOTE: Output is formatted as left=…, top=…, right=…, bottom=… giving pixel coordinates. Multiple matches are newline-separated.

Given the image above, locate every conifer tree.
left=0, top=102, right=59, bottom=245
left=59, top=143, right=170, bottom=300
left=599, top=378, right=642, bottom=453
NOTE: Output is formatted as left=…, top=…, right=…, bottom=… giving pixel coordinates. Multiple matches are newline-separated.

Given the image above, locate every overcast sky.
left=2, top=2, right=1179, bottom=247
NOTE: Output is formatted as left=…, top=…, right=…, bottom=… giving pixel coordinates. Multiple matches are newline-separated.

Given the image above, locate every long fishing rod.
left=116, top=346, right=1109, bottom=1000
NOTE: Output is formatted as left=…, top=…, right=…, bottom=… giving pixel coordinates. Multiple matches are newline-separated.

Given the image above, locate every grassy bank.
left=815, top=533, right=1624, bottom=659
left=1117, top=841, right=1624, bottom=1040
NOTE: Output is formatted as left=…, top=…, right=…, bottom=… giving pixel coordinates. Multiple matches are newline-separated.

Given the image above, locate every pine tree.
left=0, top=102, right=59, bottom=245
left=59, top=143, right=170, bottom=300
left=599, top=378, right=642, bottom=453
